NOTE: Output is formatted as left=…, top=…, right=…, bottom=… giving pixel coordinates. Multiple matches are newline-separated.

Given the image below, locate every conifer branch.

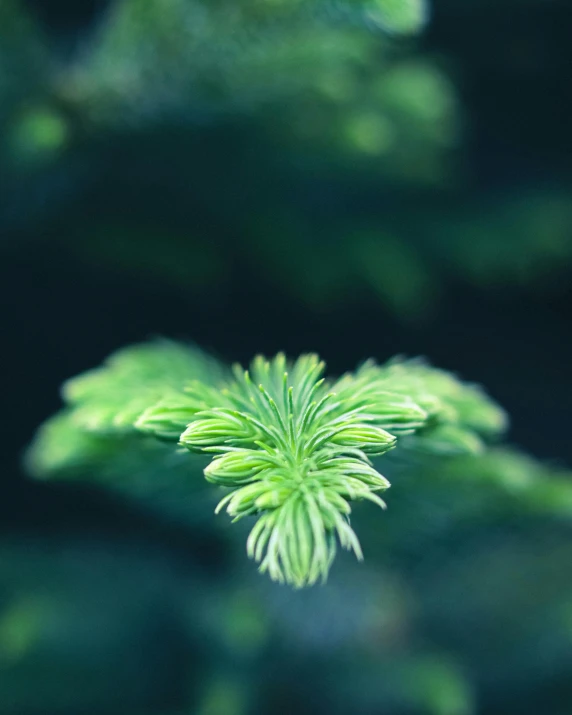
left=27, top=340, right=509, bottom=587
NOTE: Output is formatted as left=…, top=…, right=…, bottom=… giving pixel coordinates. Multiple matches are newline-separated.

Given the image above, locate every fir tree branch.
left=27, top=340, right=511, bottom=587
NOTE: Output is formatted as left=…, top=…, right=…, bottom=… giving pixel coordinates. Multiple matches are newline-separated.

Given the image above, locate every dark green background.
left=1, top=1, right=572, bottom=714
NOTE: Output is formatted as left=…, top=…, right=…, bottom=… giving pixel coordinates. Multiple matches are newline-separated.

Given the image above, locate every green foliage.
left=67, top=0, right=428, bottom=120
left=365, top=0, right=429, bottom=35
left=28, top=340, right=512, bottom=588
left=62, top=340, right=227, bottom=434
left=3, top=0, right=571, bottom=320
left=432, top=447, right=572, bottom=519
left=25, top=412, right=218, bottom=526
left=181, top=353, right=398, bottom=586
left=18, top=342, right=572, bottom=711
left=332, top=357, right=508, bottom=455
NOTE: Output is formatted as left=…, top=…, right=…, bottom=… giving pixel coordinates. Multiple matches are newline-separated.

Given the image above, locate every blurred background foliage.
left=3, top=0, right=571, bottom=316
left=1, top=0, right=572, bottom=713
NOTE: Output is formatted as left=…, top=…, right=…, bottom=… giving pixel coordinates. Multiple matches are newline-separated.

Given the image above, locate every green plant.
left=28, top=340, right=512, bottom=588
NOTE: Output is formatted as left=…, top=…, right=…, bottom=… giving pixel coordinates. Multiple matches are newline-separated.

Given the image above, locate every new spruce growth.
left=28, top=340, right=508, bottom=587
